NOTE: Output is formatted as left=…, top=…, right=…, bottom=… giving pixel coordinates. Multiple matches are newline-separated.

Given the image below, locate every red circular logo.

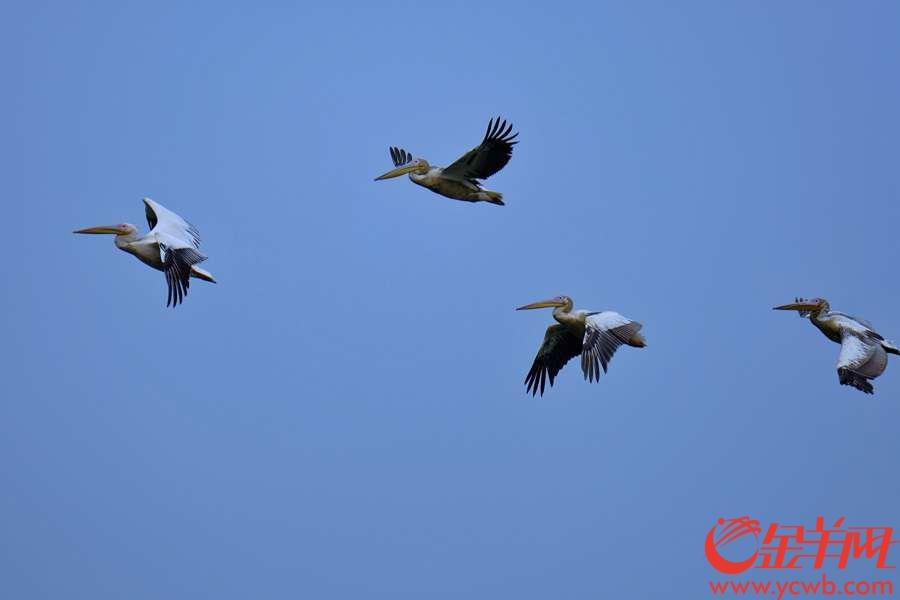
left=705, top=517, right=761, bottom=574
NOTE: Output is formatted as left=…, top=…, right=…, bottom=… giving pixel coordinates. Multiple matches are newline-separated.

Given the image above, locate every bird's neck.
left=552, top=306, right=578, bottom=327
left=810, top=311, right=842, bottom=343
left=114, top=232, right=140, bottom=250
left=410, top=169, right=434, bottom=182
left=808, top=308, right=829, bottom=324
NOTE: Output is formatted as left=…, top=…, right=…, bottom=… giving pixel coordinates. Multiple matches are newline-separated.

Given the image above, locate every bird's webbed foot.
left=837, top=367, right=874, bottom=394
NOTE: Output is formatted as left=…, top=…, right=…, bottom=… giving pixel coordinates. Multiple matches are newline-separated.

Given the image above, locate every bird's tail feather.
left=190, top=266, right=217, bottom=283
left=481, top=191, right=505, bottom=205
left=882, top=340, right=900, bottom=355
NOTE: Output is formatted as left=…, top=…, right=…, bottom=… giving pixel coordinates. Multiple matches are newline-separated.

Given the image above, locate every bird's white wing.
left=144, top=197, right=201, bottom=249
left=837, top=334, right=886, bottom=378
left=832, top=313, right=876, bottom=338
left=832, top=311, right=877, bottom=332
left=581, top=312, right=642, bottom=382
left=836, top=333, right=887, bottom=394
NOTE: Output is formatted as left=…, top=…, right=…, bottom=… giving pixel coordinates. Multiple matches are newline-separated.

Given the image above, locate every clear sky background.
left=6, top=1, right=900, bottom=598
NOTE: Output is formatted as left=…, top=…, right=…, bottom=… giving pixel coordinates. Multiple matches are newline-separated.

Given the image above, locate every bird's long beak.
left=516, top=298, right=566, bottom=310
left=73, top=224, right=125, bottom=235
left=374, top=164, right=420, bottom=181
left=773, top=300, right=820, bottom=311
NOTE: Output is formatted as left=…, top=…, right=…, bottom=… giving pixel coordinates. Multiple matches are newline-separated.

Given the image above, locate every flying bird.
left=774, top=297, right=898, bottom=394
left=374, top=117, right=518, bottom=205
left=516, top=295, right=646, bottom=396
left=74, top=197, right=216, bottom=307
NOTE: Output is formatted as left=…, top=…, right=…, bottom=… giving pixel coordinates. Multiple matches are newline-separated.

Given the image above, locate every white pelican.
left=74, top=197, right=216, bottom=307
left=374, top=117, right=518, bottom=205
left=774, top=297, right=898, bottom=394
left=516, top=295, right=646, bottom=396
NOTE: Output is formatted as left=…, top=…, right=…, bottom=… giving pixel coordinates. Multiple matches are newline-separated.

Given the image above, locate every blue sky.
left=6, top=1, right=900, bottom=598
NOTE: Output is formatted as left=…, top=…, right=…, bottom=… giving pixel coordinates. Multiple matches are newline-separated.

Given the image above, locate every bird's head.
left=374, top=146, right=430, bottom=181
left=516, top=295, right=573, bottom=311
left=773, top=296, right=830, bottom=317
left=73, top=223, right=138, bottom=237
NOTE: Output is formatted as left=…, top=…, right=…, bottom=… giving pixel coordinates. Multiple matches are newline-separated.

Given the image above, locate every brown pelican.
left=774, top=297, right=899, bottom=394
left=516, top=296, right=646, bottom=396
left=74, top=197, right=216, bottom=307
left=374, top=117, right=518, bottom=205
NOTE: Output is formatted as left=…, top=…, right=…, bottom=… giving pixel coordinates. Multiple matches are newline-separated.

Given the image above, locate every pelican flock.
left=374, top=117, right=518, bottom=205
left=69, top=117, right=896, bottom=397
left=74, top=198, right=215, bottom=307
left=516, top=296, right=646, bottom=396
left=774, top=297, right=898, bottom=394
